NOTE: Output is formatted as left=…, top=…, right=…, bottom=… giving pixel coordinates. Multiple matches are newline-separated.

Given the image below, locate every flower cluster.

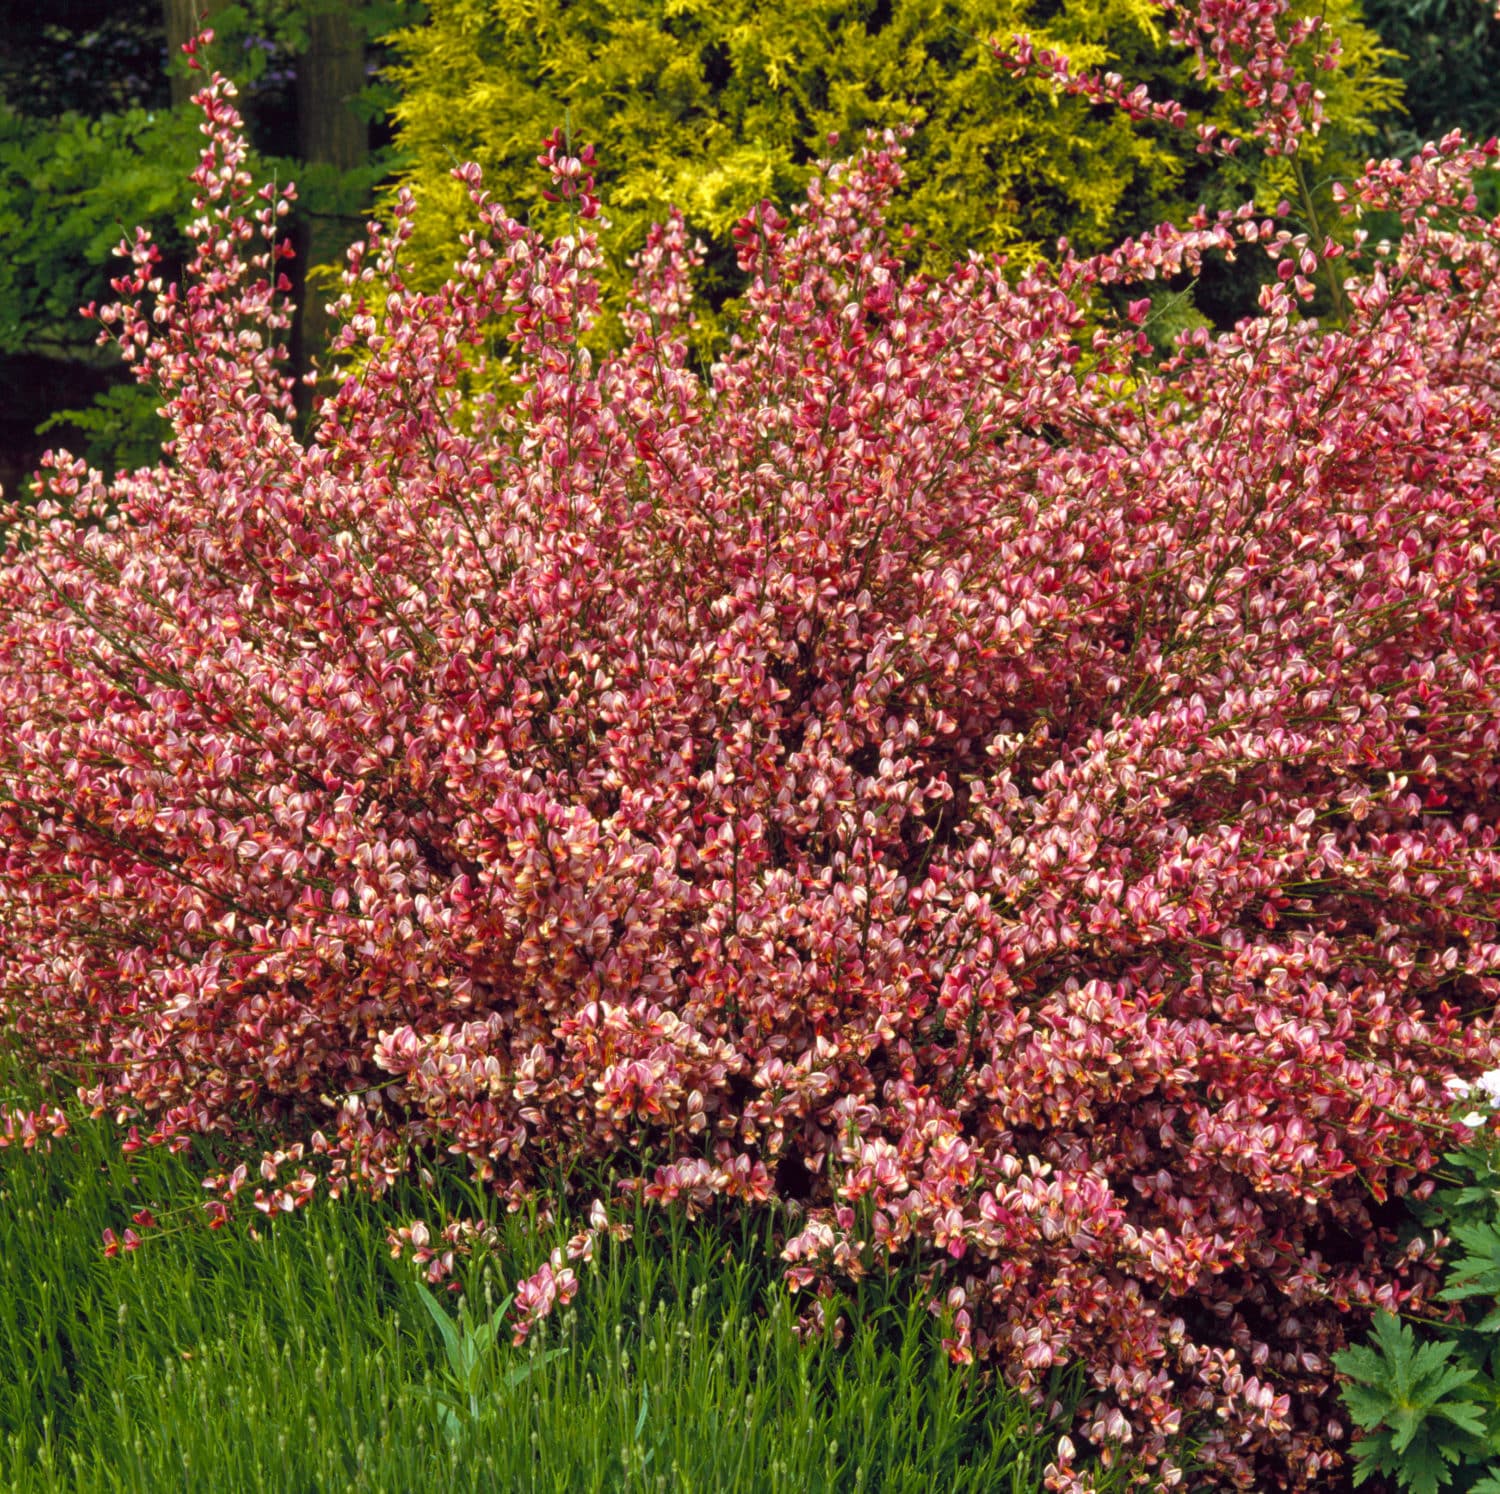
left=1, top=10, right=1499, bottom=1486
left=999, top=0, right=1344, bottom=159
left=1164, top=0, right=1340, bottom=154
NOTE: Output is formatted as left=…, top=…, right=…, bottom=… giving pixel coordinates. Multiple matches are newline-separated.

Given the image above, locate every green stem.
left=1292, top=154, right=1347, bottom=323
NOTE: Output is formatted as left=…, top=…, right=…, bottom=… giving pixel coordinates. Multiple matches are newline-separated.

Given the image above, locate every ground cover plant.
left=0, top=0, right=1499, bottom=1487
left=0, top=1074, right=1098, bottom=1493
left=1333, top=1072, right=1500, bottom=1494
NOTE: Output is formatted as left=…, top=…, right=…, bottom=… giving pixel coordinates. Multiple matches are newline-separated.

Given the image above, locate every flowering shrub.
left=2, top=8, right=1500, bottom=1487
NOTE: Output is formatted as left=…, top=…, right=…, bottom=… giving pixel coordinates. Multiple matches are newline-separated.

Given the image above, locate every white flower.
left=1475, top=1070, right=1500, bottom=1106
left=1460, top=1111, right=1488, bottom=1129
left=1445, top=1076, right=1473, bottom=1097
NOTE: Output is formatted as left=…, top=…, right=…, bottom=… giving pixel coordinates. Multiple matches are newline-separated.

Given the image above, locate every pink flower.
left=511, top=1252, right=579, bottom=1344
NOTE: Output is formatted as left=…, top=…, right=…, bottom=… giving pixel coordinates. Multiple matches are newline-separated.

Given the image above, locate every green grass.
left=0, top=1101, right=1148, bottom=1493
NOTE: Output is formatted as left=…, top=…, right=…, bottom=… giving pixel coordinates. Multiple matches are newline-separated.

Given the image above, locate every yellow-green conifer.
left=382, top=0, right=1399, bottom=344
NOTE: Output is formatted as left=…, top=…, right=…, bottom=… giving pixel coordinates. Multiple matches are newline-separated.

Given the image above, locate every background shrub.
left=0, top=0, right=415, bottom=489
left=384, top=0, right=1399, bottom=343
left=1362, top=0, right=1500, bottom=156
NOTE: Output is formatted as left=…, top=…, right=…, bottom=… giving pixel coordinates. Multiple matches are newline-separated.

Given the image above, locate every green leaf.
left=1335, top=1312, right=1490, bottom=1494
left=500, top=1346, right=567, bottom=1389
left=413, top=1278, right=464, bottom=1375
left=1437, top=1220, right=1500, bottom=1305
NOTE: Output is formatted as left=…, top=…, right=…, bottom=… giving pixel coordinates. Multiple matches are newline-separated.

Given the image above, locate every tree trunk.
left=163, top=0, right=221, bottom=109
left=295, top=3, right=370, bottom=379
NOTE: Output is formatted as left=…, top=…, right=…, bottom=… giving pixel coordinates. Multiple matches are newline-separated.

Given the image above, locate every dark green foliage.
left=1364, top=0, right=1500, bottom=153
left=1335, top=1312, right=1497, bottom=1494
left=1337, top=1122, right=1500, bottom=1494
left=0, top=1, right=418, bottom=490
left=1441, top=1219, right=1500, bottom=1335
left=0, top=103, right=203, bottom=485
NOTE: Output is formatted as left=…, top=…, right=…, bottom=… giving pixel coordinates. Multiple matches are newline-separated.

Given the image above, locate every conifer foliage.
left=1, top=5, right=1499, bottom=1487
left=384, top=0, right=1399, bottom=321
